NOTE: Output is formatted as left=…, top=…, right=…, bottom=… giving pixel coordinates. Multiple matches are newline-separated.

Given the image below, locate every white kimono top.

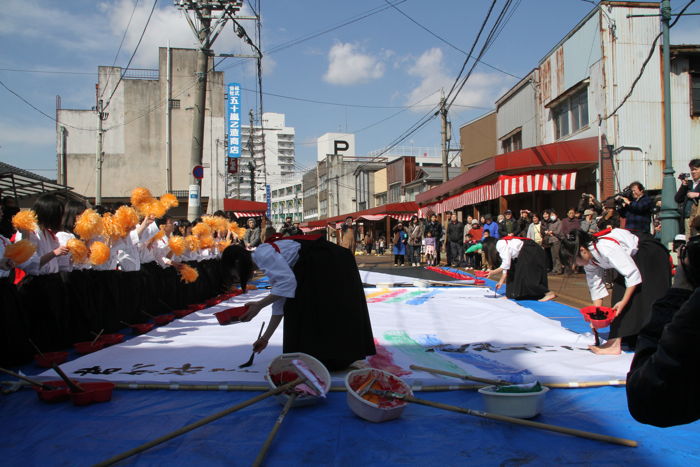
left=252, top=239, right=301, bottom=316
left=584, top=228, right=641, bottom=301
left=495, top=238, right=524, bottom=271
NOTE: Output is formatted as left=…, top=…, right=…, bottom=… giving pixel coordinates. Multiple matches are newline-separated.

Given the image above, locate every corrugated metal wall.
left=671, top=54, right=700, bottom=184
left=496, top=78, right=538, bottom=152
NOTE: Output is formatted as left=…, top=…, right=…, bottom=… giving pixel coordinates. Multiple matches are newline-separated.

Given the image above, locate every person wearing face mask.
left=560, top=228, right=670, bottom=355
left=542, top=209, right=563, bottom=275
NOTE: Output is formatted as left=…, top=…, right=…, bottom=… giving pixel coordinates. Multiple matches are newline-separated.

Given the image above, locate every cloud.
left=323, top=43, right=386, bottom=85
left=404, top=48, right=511, bottom=111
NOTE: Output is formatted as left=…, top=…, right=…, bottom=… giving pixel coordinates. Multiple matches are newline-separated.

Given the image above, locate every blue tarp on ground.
left=1, top=272, right=699, bottom=466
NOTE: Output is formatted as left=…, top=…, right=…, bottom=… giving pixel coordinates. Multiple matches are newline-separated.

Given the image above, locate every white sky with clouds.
left=0, top=0, right=698, bottom=181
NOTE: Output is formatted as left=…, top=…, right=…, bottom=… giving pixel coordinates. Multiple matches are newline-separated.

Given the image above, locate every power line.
left=602, top=0, right=696, bottom=120
left=216, top=0, right=408, bottom=70
left=0, top=77, right=95, bottom=131
left=100, top=0, right=141, bottom=100
left=444, top=0, right=498, bottom=105
left=103, top=0, right=158, bottom=111
left=383, top=0, right=522, bottom=80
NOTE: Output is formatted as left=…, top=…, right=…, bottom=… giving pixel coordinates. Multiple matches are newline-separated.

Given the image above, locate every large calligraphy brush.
left=239, top=321, right=265, bottom=368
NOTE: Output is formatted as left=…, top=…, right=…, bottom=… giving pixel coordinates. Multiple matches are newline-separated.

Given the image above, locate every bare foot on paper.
left=589, top=337, right=622, bottom=355
left=538, top=292, right=557, bottom=302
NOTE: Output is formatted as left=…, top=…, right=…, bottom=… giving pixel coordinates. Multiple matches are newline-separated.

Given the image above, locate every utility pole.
left=249, top=162, right=256, bottom=201
left=175, top=0, right=244, bottom=220
left=94, top=86, right=108, bottom=206
left=440, top=90, right=449, bottom=183
left=658, top=0, right=679, bottom=246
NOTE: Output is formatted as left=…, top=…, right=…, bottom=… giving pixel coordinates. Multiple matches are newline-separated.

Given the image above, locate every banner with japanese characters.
left=227, top=82, right=241, bottom=158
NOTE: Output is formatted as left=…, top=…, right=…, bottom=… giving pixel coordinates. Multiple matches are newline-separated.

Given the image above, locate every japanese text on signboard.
left=227, top=83, right=241, bottom=158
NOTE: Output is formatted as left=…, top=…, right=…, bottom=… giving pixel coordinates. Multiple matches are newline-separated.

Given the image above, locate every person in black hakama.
left=221, top=235, right=376, bottom=371
left=483, top=236, right=557, bottom=301
left=560, top=228, right=671, bottom=354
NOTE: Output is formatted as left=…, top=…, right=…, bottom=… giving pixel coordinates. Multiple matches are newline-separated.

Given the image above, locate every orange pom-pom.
left=199, top=235, right=215, bottom=249
left=202, top=216, right=218, bottom=229
left=149, top=230, right=165, bottom=244
left=215, top=217, right=229, bottom=234
left=66, top=238, right=89, bottom=264
left=4, top=239, right=36, bottom=264
left=168, top=236, right=186, bottom=256
left=12, top=210, right=38, bottom=232
left=89, top=241, right=110, bottom=265
left=114, top=206, right=139, bottom=233
left=74, top=209, right=104, bottom=240
left=217, top=239, right=232, bottom=253
left=185, top=235, right=200, bottom=252
left=140, top=199, right=167, bottom=219
left=101, top=213, right=119, bottom=240
left=178, top=264, right=199, bottom=283
left=131, top=187, right=153, bottom=208
left=192, top=223, right=212, bottom=238
left=159, top=193, right=179, bottom=209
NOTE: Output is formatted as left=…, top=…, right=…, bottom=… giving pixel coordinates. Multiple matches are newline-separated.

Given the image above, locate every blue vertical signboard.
left=266, top=184, right=271, bottom=219
left=227, top=83, right=241, bottom=158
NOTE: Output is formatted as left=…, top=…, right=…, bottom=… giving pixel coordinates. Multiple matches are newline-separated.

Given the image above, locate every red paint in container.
left=97, top=334, right=124, bottom=347
left=74, top=341, right=105, bottom=355
left=153, top=314, right=175, bottom=326
left=214, top=305, right=249, bottom=325
left=34, top=381, right=70, bottom=403
left=130, top=323, right=155, bottom=335
left=70, top=382, right=116, bottom=406
left=34, top=351, right=68, bottom=368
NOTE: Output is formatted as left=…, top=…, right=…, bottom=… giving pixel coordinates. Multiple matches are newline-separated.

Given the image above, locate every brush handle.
left=94, top=377, right=306, bottom=467
left=404, top=395, right=638, bottom=448
left=409, top=365, right=510, bottom=386
left=0, top=367, right=55, bottom=390
left=252, top=392, right=298, bottom=467
left=51, top=364, right=83, bottom=393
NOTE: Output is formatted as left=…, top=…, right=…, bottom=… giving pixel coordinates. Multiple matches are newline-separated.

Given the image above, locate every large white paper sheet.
left=41, top=287, right=632, bottom=387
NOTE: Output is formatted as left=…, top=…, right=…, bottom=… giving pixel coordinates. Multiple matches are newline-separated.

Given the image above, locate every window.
left=501, top=130, right=522, bottom=153
left=552, top=87, right=588, bottom=139
left=388, top=183, right=401, bottom=203
left=692, top=73, right=700, bottom=116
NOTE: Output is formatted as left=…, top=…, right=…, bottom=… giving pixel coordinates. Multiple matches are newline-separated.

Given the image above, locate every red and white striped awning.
left=418, top=170, right=577, bottom=217
left=232, top=211, right=266, bottom=218
left=390, top=213, right=414, bottom=222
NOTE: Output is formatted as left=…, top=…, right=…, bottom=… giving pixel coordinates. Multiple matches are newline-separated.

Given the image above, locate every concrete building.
left=459, top=111, right=497, bottom=171
left=229, top=112, right=296, bottom=202
left=302, top=168, right=319, bottom=221
left=57, top=47, right=226, bottom=214
left=269, top=177, right=303, bottom=227
left=316, top=132, right=355, bottom=162
left=418, top=1, right=700, bottom=219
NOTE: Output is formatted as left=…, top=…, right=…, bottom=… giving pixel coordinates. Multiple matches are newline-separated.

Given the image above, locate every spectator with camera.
left=617, top=182, right=653, bottom=233
left=578, top=193, right=603, bottom=216
left=674, top=159, right=700, bottom=239
left=626, top=224, right=700, bottom=427
left=598, top=197, right=621, bottom=230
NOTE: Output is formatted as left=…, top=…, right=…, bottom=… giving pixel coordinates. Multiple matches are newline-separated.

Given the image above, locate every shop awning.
left=303, top=202, right=419, bottom=229
left=223, top=199, right=267, bottom=217
left=416, top=136, right=598, bottom=206
left=418, top=170, right=577, bottom=217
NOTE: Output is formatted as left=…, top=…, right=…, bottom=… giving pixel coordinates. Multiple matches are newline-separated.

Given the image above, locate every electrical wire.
left=216, top=0, right=408, bottom=70
left=103, top=0, right=158, bottom=111
left=100, top=0, right=141, bottom=100
left=383, top=0, right=522, bottom=80
left=444, top=0, right=498, bottom=105
left=0, top=77, right=95, bottom=131
left=602, top=0, right=696, bottom=120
